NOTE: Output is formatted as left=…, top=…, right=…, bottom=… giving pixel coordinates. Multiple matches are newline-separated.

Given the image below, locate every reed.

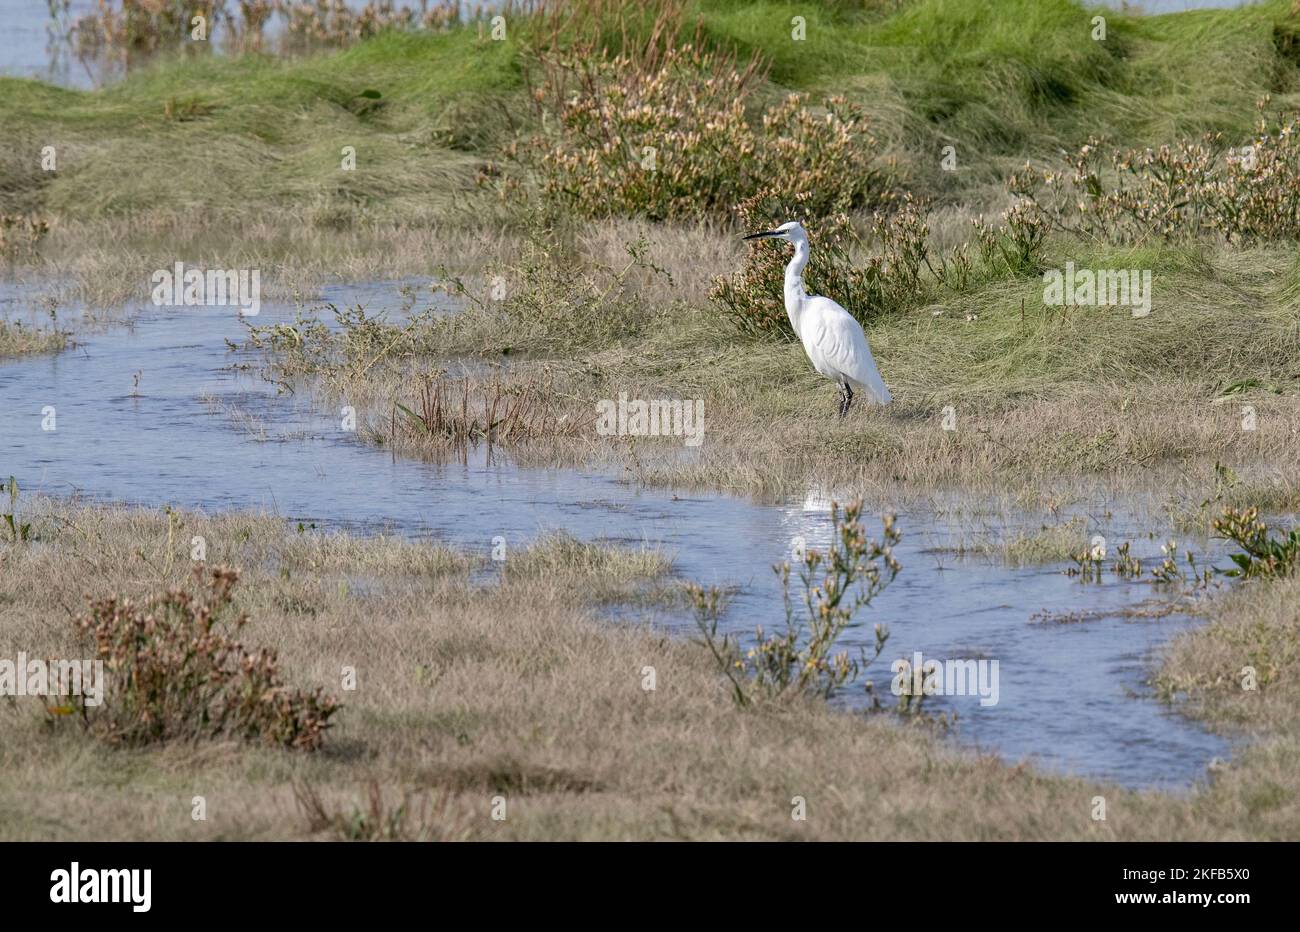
left=390, top=370, right=586, bottom=450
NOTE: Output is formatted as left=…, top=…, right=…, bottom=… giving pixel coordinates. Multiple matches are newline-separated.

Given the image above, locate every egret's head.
left=743, top=220, right=806, bottom=246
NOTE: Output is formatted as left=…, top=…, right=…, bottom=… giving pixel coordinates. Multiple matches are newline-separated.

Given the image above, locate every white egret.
left=744, top=221, right=891, bottom=417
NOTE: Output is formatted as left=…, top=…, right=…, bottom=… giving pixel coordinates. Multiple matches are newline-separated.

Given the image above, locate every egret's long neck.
left=784, top=239, right=810, bottom=333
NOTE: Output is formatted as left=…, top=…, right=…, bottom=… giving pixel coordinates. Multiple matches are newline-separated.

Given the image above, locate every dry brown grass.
left=574, top=216, right=741, bottom=307
left=1, top=498, right=1297, bottom=840
left=625, top=381, right=1300, bottom=500
left=1152, top=571, right=1300, bottom=836
left=1158, top=573, right=1300, bottom=735
left=12, top=211, right=516, bottom=313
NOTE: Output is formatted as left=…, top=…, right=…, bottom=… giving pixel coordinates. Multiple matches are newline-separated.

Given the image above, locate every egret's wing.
left=806, top=299, right=892, bottom=404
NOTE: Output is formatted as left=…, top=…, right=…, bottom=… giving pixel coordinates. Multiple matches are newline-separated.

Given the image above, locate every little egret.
left=744, top=221, right=891, bottom=416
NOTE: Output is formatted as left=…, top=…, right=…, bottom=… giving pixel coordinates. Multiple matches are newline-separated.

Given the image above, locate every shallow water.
left=0, top=281, right=1233, bottom=789
left=1, top=0, right=97, bottom=87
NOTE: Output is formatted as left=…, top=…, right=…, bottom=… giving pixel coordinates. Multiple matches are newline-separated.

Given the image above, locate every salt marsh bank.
left=0, top=282, right=1235, bottom=790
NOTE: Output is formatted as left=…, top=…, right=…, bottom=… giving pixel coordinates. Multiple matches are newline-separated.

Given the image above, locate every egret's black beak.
left=743, top=230, right=782, bottom=240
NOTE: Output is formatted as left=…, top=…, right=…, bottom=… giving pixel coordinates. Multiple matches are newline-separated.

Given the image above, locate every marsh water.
left=0, top=280, right=1232, bottom=790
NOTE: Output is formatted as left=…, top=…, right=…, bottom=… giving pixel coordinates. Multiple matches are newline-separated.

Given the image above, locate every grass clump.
left=276, top=529, right=473, bottom=578
left=243, top=301, right=431, bottom=382
left=294, top=780, right=470, bottom=841
left=0, top=320, right=66, bottom=359
left=246, top=208, right=679, bottom=371
left=950, top=516, right=1087, bottom=566
left=503, top=531, right=672, bottom=580
left=70, top=565, right=340, bottom=750
left=501, top=531, right=675, bottom=605
left=391, top=371, right=583, bottom=449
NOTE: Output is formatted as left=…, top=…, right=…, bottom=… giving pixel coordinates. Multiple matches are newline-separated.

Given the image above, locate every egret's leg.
left=840, top=383, right=854, bottom=418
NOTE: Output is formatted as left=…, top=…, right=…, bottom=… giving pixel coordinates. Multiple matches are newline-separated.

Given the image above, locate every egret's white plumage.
left=744, top=220, right=891, bottom=416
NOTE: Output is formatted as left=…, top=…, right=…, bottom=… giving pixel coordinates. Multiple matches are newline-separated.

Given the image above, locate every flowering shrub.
left=1213, top=506, right=1300, bottom=579
left=1010, top=105, right=1300, bottom=244
left=510, top=43, right=889, bottom=221
left=971, top=199, right=1047, bottom=278
left=72, top=566, right=339, bottom=749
